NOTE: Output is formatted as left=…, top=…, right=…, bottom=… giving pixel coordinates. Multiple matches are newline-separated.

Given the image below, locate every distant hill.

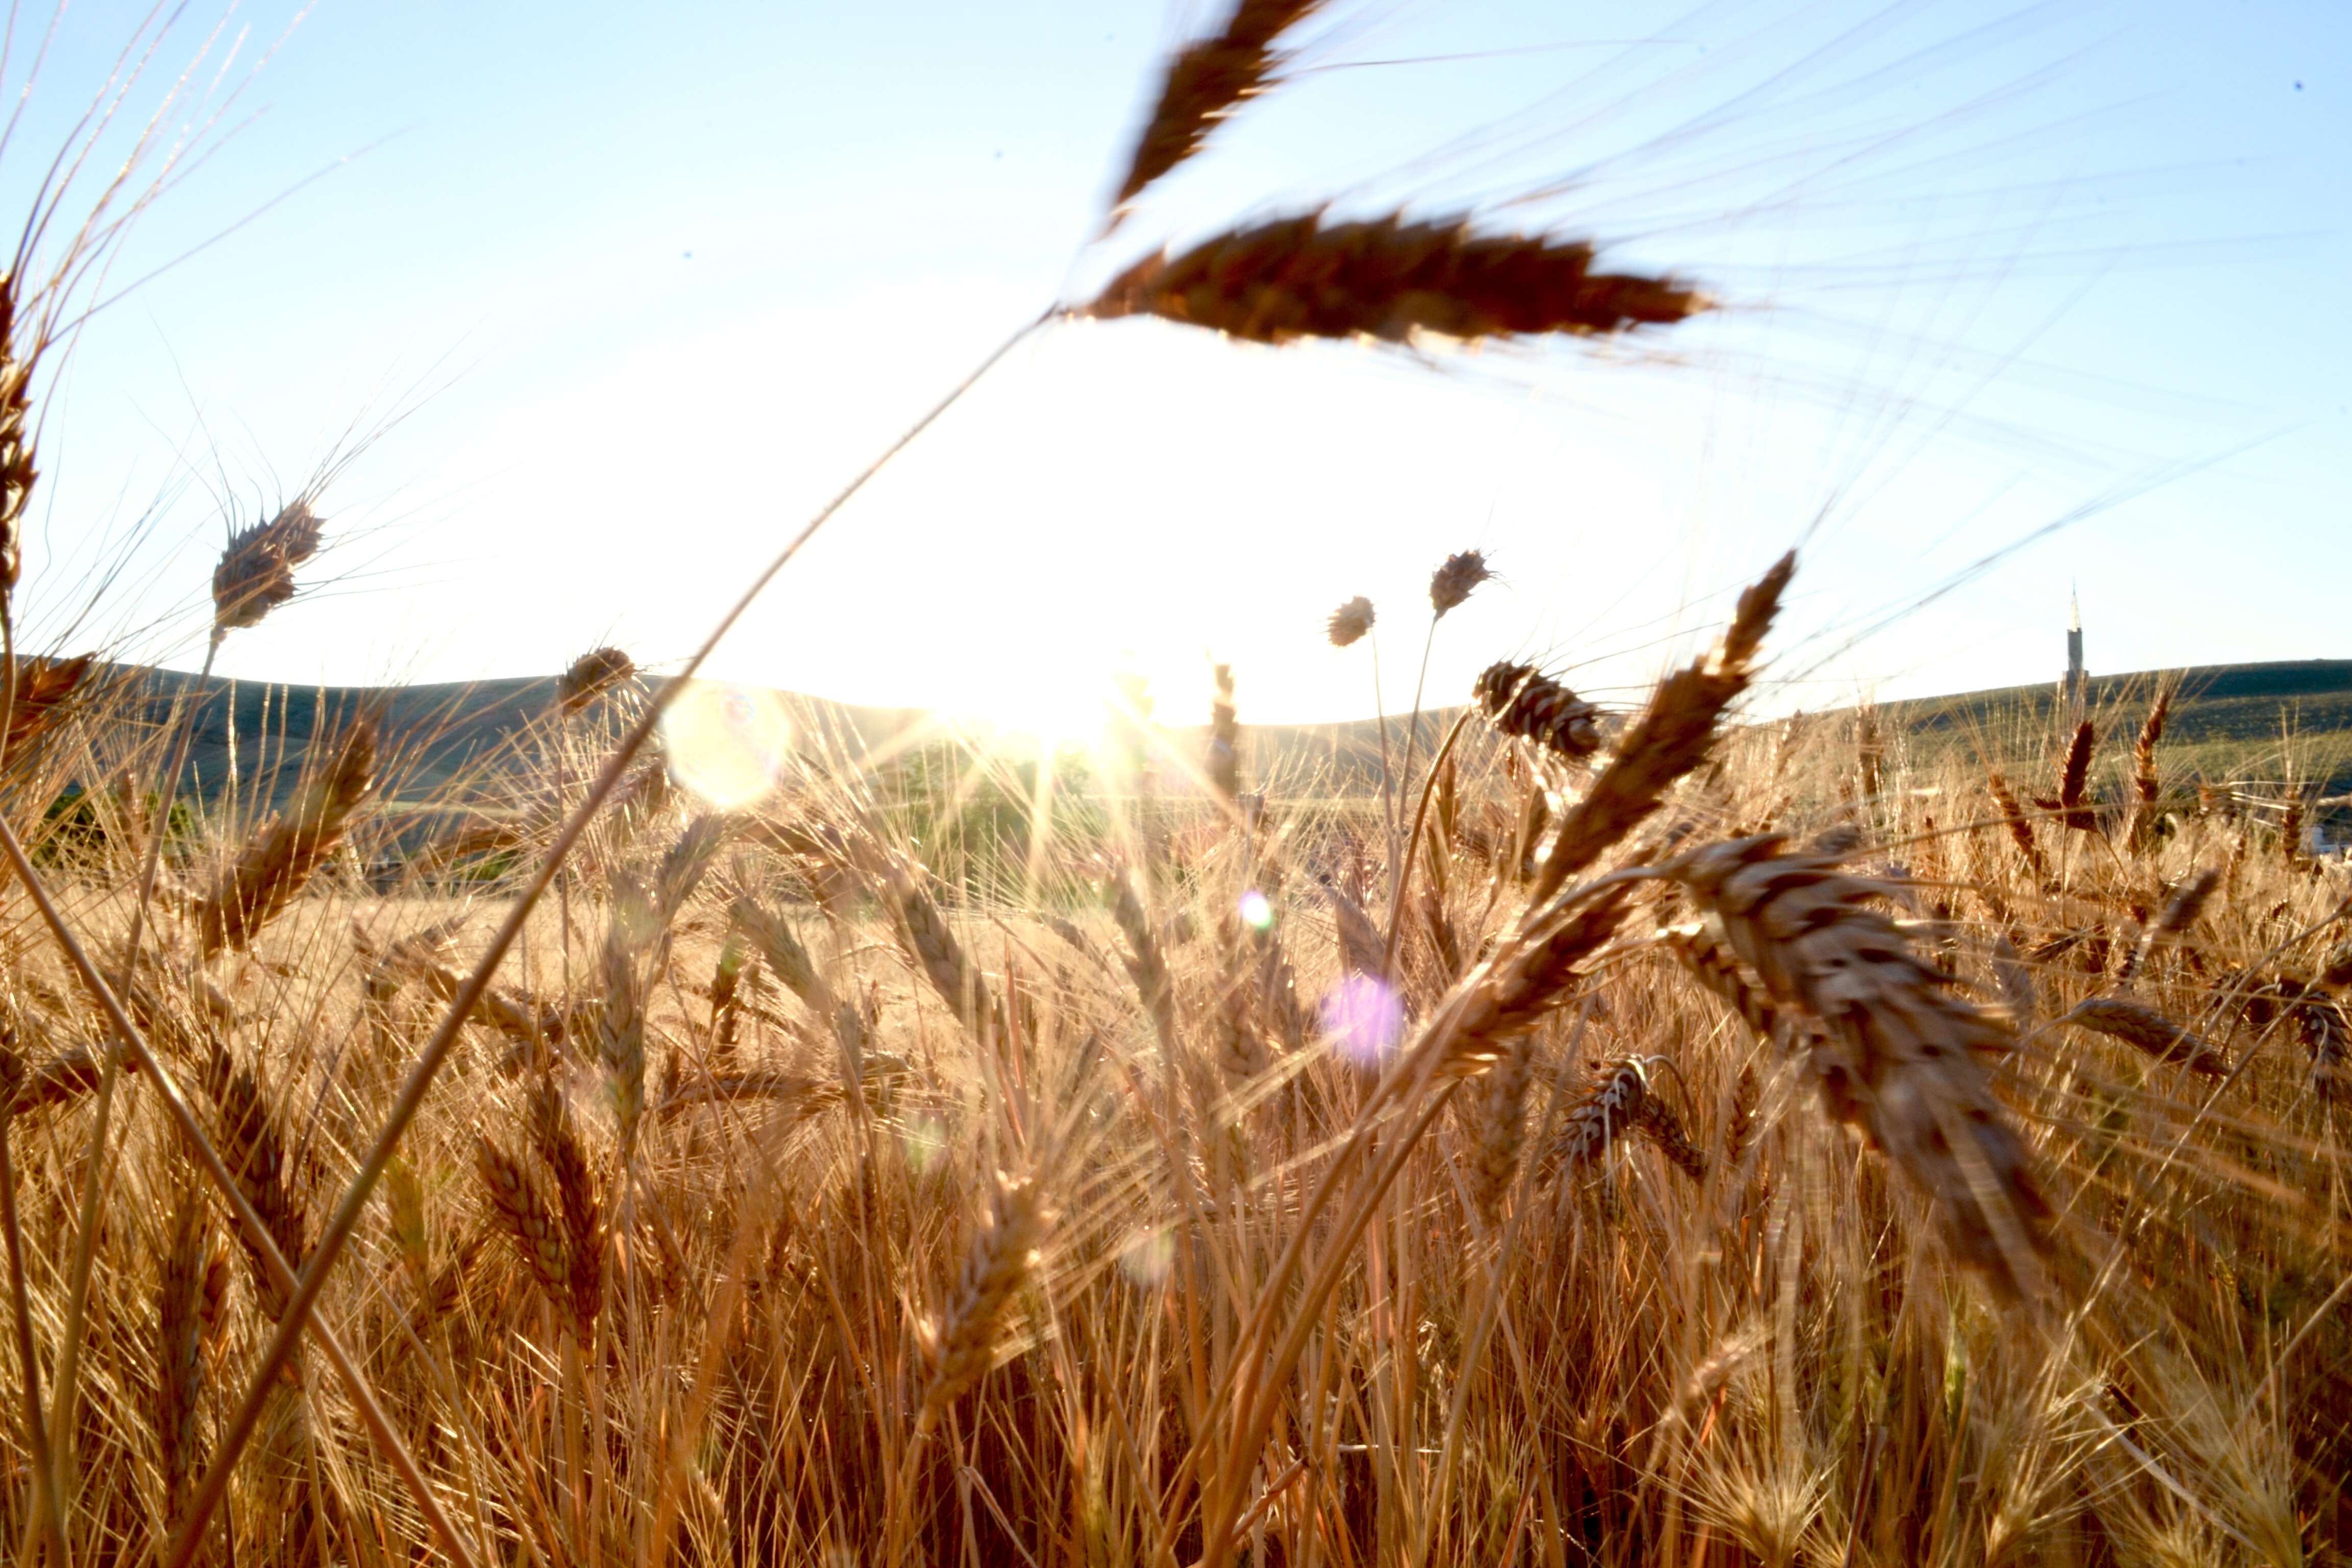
left=72, top=658, right=2350, bottom=824
left=1877, top=659, right=2352, bottom=799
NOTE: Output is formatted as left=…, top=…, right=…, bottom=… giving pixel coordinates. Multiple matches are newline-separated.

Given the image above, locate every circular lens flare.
left=1238, top=889, right=1273, bottom=930
left=1321, top=975, right=1403, bottom=1068
left=660, top=681, right=795, bottom=807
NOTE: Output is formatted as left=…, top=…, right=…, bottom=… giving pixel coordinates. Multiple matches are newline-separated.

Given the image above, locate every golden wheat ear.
left=210, top=499, right=323, bottom=638
left=1110, top=0, right=1327, bottom=216
left=193, top=718, right=377, bottom=957
left=1673, top=837, right=2052, bottom=1296
left=1084, top=214, right=1706, bottom=347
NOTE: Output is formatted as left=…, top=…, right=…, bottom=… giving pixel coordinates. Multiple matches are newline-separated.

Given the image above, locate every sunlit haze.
left=7, top=0, right=2345, bottom=731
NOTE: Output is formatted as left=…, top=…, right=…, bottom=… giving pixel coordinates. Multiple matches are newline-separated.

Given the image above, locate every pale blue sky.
left=5, top=1, right=2345, bottom=729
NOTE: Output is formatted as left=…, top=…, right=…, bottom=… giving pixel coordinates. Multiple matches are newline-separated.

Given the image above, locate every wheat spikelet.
left=1325, top=596, right=1374, bottom=648
left=1985, top=772, right=2046, bottom=878
left=527, top=1077, right=606, bottom=1338
left=2116, top=868, right=2218, bottom=989
left=1433, top=890, right=1634, bottom=1080
left=1324, top=884, right=1386, bottom=977
left=2280, top=792, right=2305, bottom=867
left=918, top=1172, right=1048, bottom=1430
left=1673, top=837, right=2050, bottom=1293
left=2125, top=680, right=2174, bottom=849
left=1111, top=871, right=1178, bottom=1043
left=1085, top=214, right=1706, bottom=346
left=2064, top=997, right=2228, bottom=1076
left=207, top=1049, right=310, bottom=1318
left=594, top=875, right=652, bottom=1152
left=1466, top=1031, right=1536, bottom=1220
left=1111, top=0, right=1326, bottom=211
left=155, top=1183, right=210, bottom=1529
left=557, top=647, right=635, bottom=713
left=1533, top=551, right=1793, bottom=901
left=0, top=275, right=35, bottom=600
left=1473, top=662, right=1602, bottom=761
left=1208, top=663, right=1240, bottom=804
left=193, top=719, right=376, bottom=956
left=211, top=500, right=322, bottom=636
left=475, top=1133, right=570, bottom=1323
left=1429, top=550, right=1491, bottom=618
left=1, top=653, right=93, bottom=764
left=1546, top=1059, right=1649, bottom=1176
left=1211, top=914, right=1266, bottom=1080
left=2047, top=721, right=2097, bottom=831
left=1634, top=1090, right=1708, bottom=1183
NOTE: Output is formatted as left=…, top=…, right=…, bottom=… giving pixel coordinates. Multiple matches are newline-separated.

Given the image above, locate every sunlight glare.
left=660, top=680, right=796, bottom=808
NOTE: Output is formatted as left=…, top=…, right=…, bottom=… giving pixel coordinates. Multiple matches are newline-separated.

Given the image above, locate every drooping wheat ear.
left=527, top=1076, right=606, bottom=1339
left=1429, top=550, right=1491, bottom=618
left=207, top=1048, right=311, bottom=1318
left=918, top=1171, right=1048, bottom=1432
left=1086, top=215, right=1706, bottom=347
left=1326, top=596, right=1375, bottom=648
left=156, top=1183, right=210, bottom=1529
left=2064, top=997, right=2228, bottom=1077
left=2295, top=992, right=2348, bottom=1102
left=1, top=653, right=93, bottom=765
left=1111, top=0, right=1327, bottom=213
left=1208, top=663, right=1240, bottom=804
left=476, top=1132, right=571, bottom=1324
left=1473, top=662, right=1602, bottom=761
left=1545, top=1059, right=1649, bottom=1177
left=1533, top=552, right=1793, bottom=903
left=1110, top=870, right=1177, bottom=1045
left=1634, top=1089, right=1708, bottom=1183
left=194, top=719, right=376, bottom=957
left=1672, top=837, right=2050, bottom=1294
left=557, top=646, right=635, bottom=713
left=1466, top=1030, right=1536, bottom=1220
left=211, top=500, right=323, bottom=638
left=356, top=911, right=473, bottom=1005
left=1985, top=772, right=2046, bottom=878
left=2116, top=868, right=2219, bottom=989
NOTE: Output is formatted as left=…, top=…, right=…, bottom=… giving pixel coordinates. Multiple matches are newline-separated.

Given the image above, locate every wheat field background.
left=0, top=3, right=2338, bottom=1565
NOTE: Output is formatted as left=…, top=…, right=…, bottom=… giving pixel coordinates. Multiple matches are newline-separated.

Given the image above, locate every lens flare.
left=1321, top=974, right=1403, bottom=1068
left=1238, top=889, right=1273, bottom=930
left=1119, top=1227, right=1175, bottom=1287
left=659, top=681, right=795, bottom=807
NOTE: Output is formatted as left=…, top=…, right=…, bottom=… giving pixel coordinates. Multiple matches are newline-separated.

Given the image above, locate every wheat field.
left=0, top=4, right=2340, bottom=1565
